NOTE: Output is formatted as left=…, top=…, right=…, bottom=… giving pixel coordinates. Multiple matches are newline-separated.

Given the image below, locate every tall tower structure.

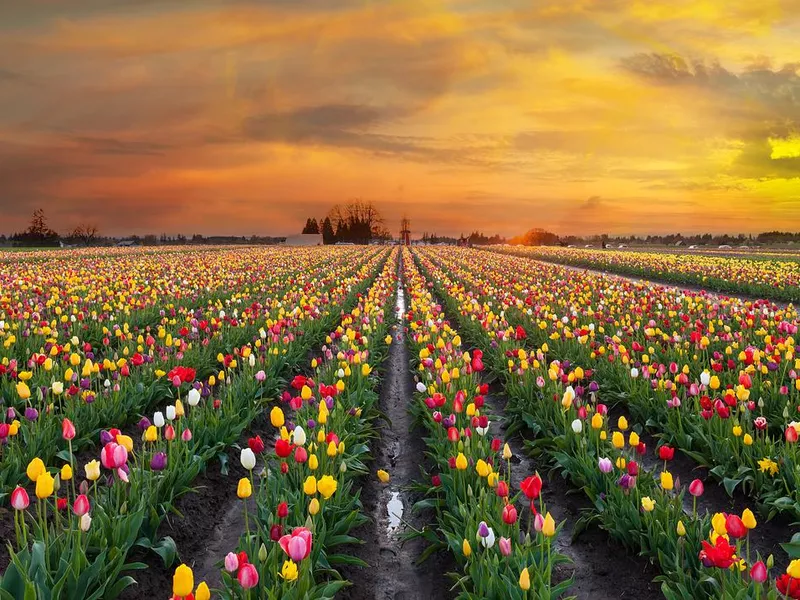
left=400, top=216, right=411, bottom=246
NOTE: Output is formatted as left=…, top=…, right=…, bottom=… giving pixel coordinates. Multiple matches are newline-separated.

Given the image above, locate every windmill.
left=400, top=216, right=411, bottom=246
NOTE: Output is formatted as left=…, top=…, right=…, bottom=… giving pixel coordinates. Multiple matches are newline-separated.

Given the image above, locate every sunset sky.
left=1, top=0, right=799, bottom=237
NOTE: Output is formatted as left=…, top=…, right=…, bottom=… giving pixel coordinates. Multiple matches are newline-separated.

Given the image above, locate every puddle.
left=386, top=491, right=404, bottom=533
left=395, top=286, right=406, bottom=322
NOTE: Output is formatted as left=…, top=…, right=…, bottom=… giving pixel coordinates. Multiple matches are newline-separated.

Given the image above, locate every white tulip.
left=338, top=369, right=345, bottom=378
left=80, top=513, right=92, bottom=532
left=630, top=368, right=639, bottom=379
left=248, top=354, right=256, bottom=367
left=480, top=527, right=495, bottom=548
left=700, top=371, right=711, bottom=386
left=240, top=448, right=256, bottom=470
left=293, top=426, right=307, bottom=446
left=187, top=388, right=201, bottom=407
left=571, top=419, right=583, bottom=434
left=51, top=382, right=64, bottom=395
left=153, top=412, right=165, bottom=427
left=166, top=405, right=176, bottom=421
left=416, top=382, right=427, bottom=393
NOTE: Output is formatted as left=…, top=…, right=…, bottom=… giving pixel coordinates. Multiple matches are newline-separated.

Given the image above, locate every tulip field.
left=495, top=246, right=800, bottom=302
left=3, top=245, right=800, bottom=599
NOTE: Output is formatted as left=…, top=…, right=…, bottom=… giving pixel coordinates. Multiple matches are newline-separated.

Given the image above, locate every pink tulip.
left=11, top=486, right=29, bottom=510
left=238, top=563, right=259, bottom=589
left=100, top=442, right=128, bottom=469
left=689, top=479, right=704, bottom=497
left=62, top=418, right=76, bottom=441
left=73, top=494, right=90, bottom=516
left=279, top=527, right=313, bottom=562
left=499, top=536, right=512, bottom=556
left=181, top=428, right=192, bottom=442
left=224, top=552, right=239, bottom=572
left=750, top=560, right=767, bottom=583
left=534, top=513, right=545, bottom=532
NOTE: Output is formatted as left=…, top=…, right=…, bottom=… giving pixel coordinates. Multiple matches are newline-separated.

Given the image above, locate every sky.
left=1, top=0, right=800, bottom=238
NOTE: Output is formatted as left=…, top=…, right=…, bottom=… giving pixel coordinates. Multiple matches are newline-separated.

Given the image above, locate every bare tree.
left=68, top=223, right=100, bottom=246
left=328, top=199, right=386, bottom=244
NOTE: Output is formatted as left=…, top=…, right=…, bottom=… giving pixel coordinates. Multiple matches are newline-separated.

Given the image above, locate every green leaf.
left=722, top=477, right=741, bottom=496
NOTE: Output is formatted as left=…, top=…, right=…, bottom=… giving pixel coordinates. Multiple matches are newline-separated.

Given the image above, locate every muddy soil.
left=341, top=265, right=455, bottom=600
left=483, top=389, right=662, bottom=600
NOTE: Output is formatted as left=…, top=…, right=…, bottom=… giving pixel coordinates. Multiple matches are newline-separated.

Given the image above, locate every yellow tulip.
left=308, top=454, right=319, bottom=470
left=617, top=416, right=628, bottom=431
left=309, top=498, right=320, bottom=515
left=280, top=559, right=298, bottom=581
left=462, top=539, right=472, bottom=557
left=60, top=464, right=73, bottom=481
left=303, top=476, right=317, bottom=496
left=35, top=471, right=55, bottom=499
left=519, top=567, right=530, bottom=591
left=116, top=434, right=134, bottom=453
left=145, top=426, right=157, bottom=442
left=85, top=460, right=101, bottom=481
left=27, top=457, right=46, bottom=482
left=677, top=521, right=686, bottom=536
left=195, top=582, right=210, bottom=600
left=542, top=512, right=556, bottom=537
left=377, top=470, right=390, bottom=483
left=641, top=496, right=655, bottom=512
left=591, top=413, right=603, bottom=430
left=711, top=512, right=727, bottom=536
left=475, top=459, right=490, bottom=478
left=742, top=508, right=757, bottom=530
left=173, top=564, right=194, bottom=598
left=16, top=382, right=31, bottom=400
left=628, top=432, right=640, bottom=447
left=237, top=478, right=252, bottom=499
left=327, top=441, right=337, bottom=457
left=270, top=406, right=285, bottom=428
left=455, top=452, right=468, bottom=470
left=660, top=471, right=674, bottom=491
left=612, top=431, right=624, bottom=449
left=318, top=475, right=337, bottom=499
left=788, top=560, right=800, bottom=579
left=301, top=385, right=312, bottom=401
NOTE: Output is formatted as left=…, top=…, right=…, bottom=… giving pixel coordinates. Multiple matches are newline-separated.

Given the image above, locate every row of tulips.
left=492, top=246, right=800, bottom=302
left=200, top=248, right=399, bottom=599
left=401, top=248, right=572, bottom=599
left=412, top=247, right=800, bottom=600
left=0, top=249, right=390, bottom=599
left=0, top=247, right=376, bottom=499
left=424, top=247, right=800, bottom=521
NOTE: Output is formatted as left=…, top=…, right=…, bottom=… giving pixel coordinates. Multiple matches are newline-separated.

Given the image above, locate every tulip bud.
left=80, top=513, right=92, bottom=531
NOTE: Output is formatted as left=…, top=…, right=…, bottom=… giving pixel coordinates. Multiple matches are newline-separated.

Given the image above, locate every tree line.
left=301, top=200, right=392, bottom=244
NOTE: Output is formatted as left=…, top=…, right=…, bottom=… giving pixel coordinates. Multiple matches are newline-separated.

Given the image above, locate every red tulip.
left=164, top=425, right=175, bottom=441
left=248, top=436, right=265, bottom=454
left=501, top=504, right=518, bottom=525
left=431, top=474, right=441, bottom=487
left=73, top=494, right=90, bottom=516
left=658, top=445, right=675, bottom=461
left=725, top=514, right=747, bottom=539
left=294, top=446, right=308, bottom=463
left=238, top=563, right=259, bottom=589
left=62, top=418, right=76, bottom=441
left=447, top=427, right=460, bottom=442
left=698, top=536, right=736, bottom=569
left=277, top=502, right=289, bottom=518
left=750, top=560, right=767, bottom=583
left=787, top=427, right=799, bottom=443
left=57, top=498, right=68, bottom=511
left=11, top=486, right=29, bottom=510
left=496, top=481, right=509, bottom=498
left=275, top=439, right=292, bottom=458
left=777, top=574, right=800, bottom=598
left=520, top=474, right=542, bottom=500
left=270, top=524, right=283, bottom=541
left=626, top=461, right=639, bottom=476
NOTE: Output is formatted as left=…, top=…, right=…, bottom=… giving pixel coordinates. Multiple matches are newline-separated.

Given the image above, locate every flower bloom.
left=172, top=564, right=194, bottom=598
left=278, top=527, right=313, bottom=562
left=239, top=562, right=260, bottom=588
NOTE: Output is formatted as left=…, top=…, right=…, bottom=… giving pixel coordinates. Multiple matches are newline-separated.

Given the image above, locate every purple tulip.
left=598, top=457, right=613, bottom=473
left=306, top=419, right=316, bottom=430
left=150, top=452, right=168, bottom=471
left=588, top=381, right=600, bottom=393
left=477, top=521, right=490, bottom=538
left=99, top=430, right=114, bottom=446
left=138, top=417, right=152, bottom=431
left=24, top=407, right=38, bottom=421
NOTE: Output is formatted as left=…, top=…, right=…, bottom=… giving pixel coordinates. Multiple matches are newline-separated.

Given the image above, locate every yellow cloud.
left=769, top=134, right=800, bottom=159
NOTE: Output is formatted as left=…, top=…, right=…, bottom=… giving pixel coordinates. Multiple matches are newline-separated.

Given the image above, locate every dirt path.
left=341, top=256, right=454, bottom=600
left=481, top=388, right=662, bottom=600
